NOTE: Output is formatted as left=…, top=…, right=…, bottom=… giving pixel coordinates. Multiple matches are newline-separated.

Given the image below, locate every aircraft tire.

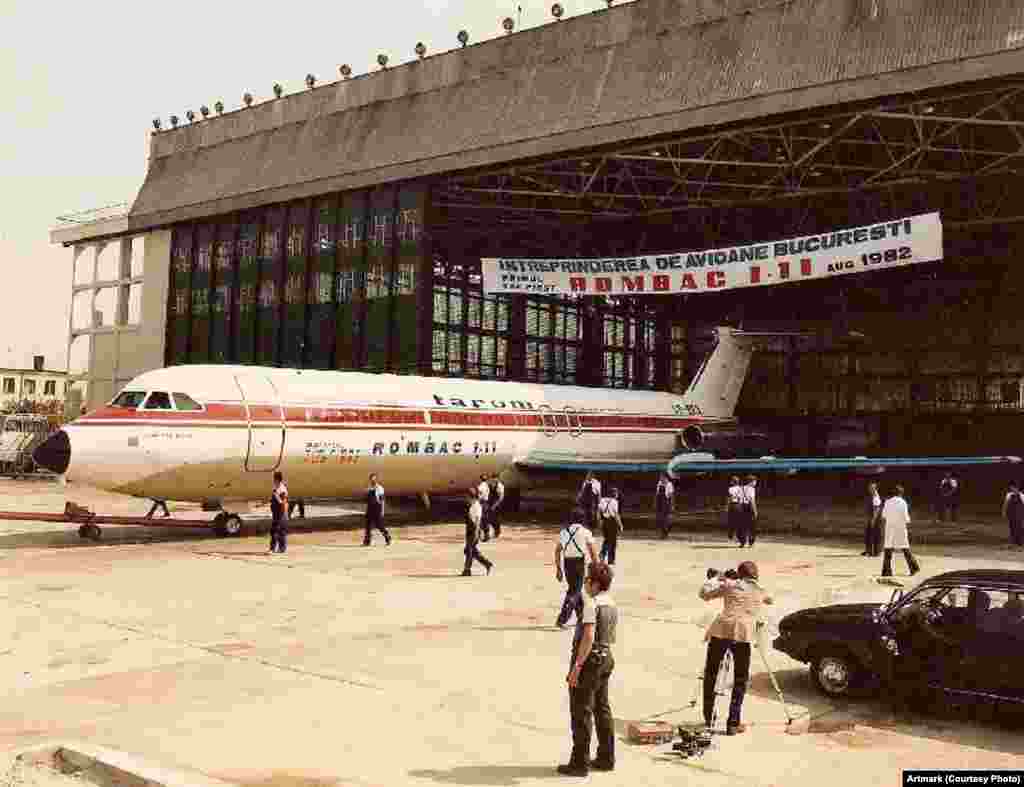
left=78, top=524, right=90, bottom=539
left=85, top=524, right=102, bottom=541
left=223, top=514, right=243, bottom=537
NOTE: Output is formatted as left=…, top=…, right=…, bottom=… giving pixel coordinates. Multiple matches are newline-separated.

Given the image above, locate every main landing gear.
left=77, top=523, right=102, bottom=541
left=213, top=512, right=244, bottom=538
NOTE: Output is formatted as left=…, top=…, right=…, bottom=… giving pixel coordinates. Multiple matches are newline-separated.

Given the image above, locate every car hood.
left=780, top=603, right=885, bottom=630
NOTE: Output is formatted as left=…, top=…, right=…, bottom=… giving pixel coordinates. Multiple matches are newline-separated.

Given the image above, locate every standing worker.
left=461, top=487, right=493, bottom=576
left=597, top=488, right=624, bottom=566
left=735, top=475, right=758, bottom=548
left=862, top=481, right=883, bottom=557
left=1002, top=481, right=1024, bottom=549
left=937, top=472, right=959, bottom=523
left=558, top=561, right=618, bottom=777
left=555, top=507, right=598, bottom=629
left=477, top=474, right=492, bottom=541
left=726, top=476, right=742, bottom=542
left=578, top=472, right=602, bottom=532
left=880, top=484, right=920, bottom=577
left=145, top=499, right=170, bottom=518
left=655, top=473, right=675, bottom=539
left=363, top=473, right=391, bottom=547
left=269, top=471, right=289, bottom=554
left=698, top=561, right=773, bottom=734
left=488, top=473, right=505, bottom=539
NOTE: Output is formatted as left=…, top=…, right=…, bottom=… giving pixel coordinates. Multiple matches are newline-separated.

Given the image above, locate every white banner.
left=482, top=212, right=943, bottom=296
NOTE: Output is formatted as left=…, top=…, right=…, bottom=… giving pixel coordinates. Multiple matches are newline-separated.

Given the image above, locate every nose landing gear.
left=77, top=523, right=102, bottom=541
left=213, top=512, right=244, bottom=537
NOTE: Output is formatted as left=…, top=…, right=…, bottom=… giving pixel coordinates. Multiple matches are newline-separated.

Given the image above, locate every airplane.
left=33, top=327, right=1020, bottom=536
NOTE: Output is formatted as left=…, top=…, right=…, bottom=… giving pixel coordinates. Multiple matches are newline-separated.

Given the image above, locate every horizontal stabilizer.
left=668, top=454, right=1022, bottom=477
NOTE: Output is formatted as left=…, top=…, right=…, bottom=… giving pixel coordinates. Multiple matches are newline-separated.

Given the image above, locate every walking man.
left=699, top=561, right=773, bottom=734
left=363, top=473, right=391, bottom=546
left=735, top=475, right=758, bottom=548
left=880, top=484, right=920, bottom=577
left=555, top=507, right=598, bottom=629
left=1002, top=481, right=1024, bottom=549
left=145, top=499, right=170, bottom=518
left=655, top=473, right=675, bottom=539
left=558, top=561, right=618, bottom=777
left=477, top=474, right=492, bottom=541
left=937, top=472, right=959, bottom=523
left=597, top=488, right=624, bottom=566
left=578, top=472, right=602, bottom=532
left=269, top=471, right=289, bottom=554
left=462, top=488, right=493, bottom=576
left=726, top=476, right=742, bottom=542
left=862, top=481, right=883, bottom=557
left=488, top=473, right=505, bottom=539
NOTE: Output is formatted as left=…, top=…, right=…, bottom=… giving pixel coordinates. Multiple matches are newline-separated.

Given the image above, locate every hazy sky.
left=1, top=0, right=616, bottom=372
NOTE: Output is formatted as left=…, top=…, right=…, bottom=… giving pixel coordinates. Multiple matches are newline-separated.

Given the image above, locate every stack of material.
left=626, top=721, right=675, bottom=744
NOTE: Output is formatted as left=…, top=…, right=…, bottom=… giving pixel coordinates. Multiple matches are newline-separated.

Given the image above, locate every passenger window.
left=111, top=391, right=147, bottom=409
left=144, top=391, right=173, bottom=410
left=172, top=392, right=203, bottom=411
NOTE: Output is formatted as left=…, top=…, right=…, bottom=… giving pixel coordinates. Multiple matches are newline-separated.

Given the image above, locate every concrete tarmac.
left=1, top=479, right=1023, bottom=786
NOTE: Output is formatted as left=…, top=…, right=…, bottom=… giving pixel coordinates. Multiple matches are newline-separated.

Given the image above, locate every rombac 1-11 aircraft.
left=33, top=327, right=1019, bottom=535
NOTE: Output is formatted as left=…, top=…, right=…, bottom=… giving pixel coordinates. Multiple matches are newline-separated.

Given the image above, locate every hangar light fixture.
left=200, top=105, right=210, bottom=118
left=170, top=115, right=179, bottom=128
left=214, top=100, right=224, bottom=114
left=502, top=17, right=515, bottom=33
left=552, top=3, right=564, bottom=20
left=243, top=92, right=254, bottom=107
left=415, top=42, right=427, bottom=58
left=152, top=118, right=161, bottom=131
left=457, top=30, right=469, bottom=47
left=186, top=109, right=195, bottom=123
left=273, top=83, right=283, bottom=98
left=339, top=64, right=352, bottom=79
left=306, top=73, right=316, bottom=89
left=377, top=54, right=389, bottom=69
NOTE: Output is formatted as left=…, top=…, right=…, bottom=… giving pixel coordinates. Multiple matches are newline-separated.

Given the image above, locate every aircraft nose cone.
left=34, top=430, right=71, bottom=475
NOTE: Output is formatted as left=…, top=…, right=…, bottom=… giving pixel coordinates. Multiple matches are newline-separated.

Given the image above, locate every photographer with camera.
left=698, top=561, right=773, bottom=734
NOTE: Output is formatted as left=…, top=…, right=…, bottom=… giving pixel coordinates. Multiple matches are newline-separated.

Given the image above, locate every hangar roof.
left=61, top=0, right=1024, bottom=242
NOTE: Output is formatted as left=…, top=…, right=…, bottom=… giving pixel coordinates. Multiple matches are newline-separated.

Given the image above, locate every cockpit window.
left=172, top=392, right=203, bottom=411
left=143, top=391, right=173, bottom=410
left=111, top=391, right=147, bottom=409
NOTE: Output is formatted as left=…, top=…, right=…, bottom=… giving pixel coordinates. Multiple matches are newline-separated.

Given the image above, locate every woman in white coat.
left=880, top=484, right=921, bottom=577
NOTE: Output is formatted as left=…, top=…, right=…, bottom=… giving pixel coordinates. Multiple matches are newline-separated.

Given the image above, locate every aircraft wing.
left=667, top=454, right=1022, bottom=477
left=515, top=451, right=672, bottom=475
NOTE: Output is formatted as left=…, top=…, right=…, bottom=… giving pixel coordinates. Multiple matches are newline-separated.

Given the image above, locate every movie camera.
left=672, top=726, right=714, bottom=759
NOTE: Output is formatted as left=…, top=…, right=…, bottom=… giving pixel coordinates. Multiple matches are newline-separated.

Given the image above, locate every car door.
left=955, top=590, right=1024, bottom=701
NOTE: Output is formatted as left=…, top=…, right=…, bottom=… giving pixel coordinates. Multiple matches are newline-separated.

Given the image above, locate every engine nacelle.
left=680, top=425, right=774, bottom=458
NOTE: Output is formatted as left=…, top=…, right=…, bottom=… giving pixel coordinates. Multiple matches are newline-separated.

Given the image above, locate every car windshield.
left=111, top=391, right=147, bottom=408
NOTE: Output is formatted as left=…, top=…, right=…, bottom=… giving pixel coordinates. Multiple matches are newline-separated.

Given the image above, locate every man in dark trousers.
left=559, top=561, right=618, bottom=777
left=597, top=488, right=624, bottom=566
left=488, top=473, right=505, bottom=539
left=881, top=484, right=920, bottom=577
left=477, top=474, right=492, bottom=541
left=1002, top=481, right=1024, bottom=549
left=862, top=481, right=883, bottom=557
left=735, top=475, right=758, bottom=548
left=937, top=472, right=959, bottom=523
left=655, top=474, right=675, bottom=539
left=145, top=499, right=170, bottom=518
left=578, top=472, right=601, bottom=532
left=269, top=471, right=289, bottom=554
left=363, top=473, right=391, bottom=546
left=462, top=487, right=493, bottom=576
left=555, top=507, right=598, bottom=629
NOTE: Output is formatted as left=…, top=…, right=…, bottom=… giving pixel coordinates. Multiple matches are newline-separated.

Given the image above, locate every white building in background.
left=0, top=358, right=70, bottom=409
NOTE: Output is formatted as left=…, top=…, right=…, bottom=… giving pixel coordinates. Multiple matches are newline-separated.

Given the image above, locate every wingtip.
left=1009, top=456, right=1023, bottom=464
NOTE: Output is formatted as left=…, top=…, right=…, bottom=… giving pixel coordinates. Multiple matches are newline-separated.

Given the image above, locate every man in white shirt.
left=862, top=482, right=883, bottom=557
left=363, top=473, right=391, bottom=546
left=477, top=474, right=492, bottom=541
left=597, top=488, right=624, bottom=565
left=578, top=473, right=602, bottom=531
left=736, top=475, right=758, bottom=548
left=655, top=474, right=675, bottom=539
left=726, top=476, right=742, bottom=542
left=488, top=473, right=505, bottom=539
left=462, top=487, right=493, bottom=576
left=555, top=507, right=599, bottom=628
left=880, top=484, right=920, bottom=577
left=269, top=471, right=289, bottom=554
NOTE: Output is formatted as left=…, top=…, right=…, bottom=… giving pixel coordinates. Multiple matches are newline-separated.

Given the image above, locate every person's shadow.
left=408, top=765, right=561, bottom=785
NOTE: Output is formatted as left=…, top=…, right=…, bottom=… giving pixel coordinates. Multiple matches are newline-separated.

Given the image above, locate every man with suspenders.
left=555, top=507, right=599, bottom=629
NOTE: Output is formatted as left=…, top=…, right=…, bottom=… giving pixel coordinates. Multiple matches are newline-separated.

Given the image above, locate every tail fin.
left=682, top=328, right=803, bottom=420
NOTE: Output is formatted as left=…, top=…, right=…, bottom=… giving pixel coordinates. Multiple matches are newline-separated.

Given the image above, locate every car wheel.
left=811, top=649, right=861, bottom=699
left=223, top=514, right=243, bottom=537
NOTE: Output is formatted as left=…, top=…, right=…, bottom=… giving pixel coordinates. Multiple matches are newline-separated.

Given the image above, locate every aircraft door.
left=234, top=376, right=284, bottom=472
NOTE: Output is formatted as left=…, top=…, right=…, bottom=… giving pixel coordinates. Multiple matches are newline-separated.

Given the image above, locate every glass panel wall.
left=523, top=298, right=581, bottom=384
left=167, top=226, right=192, bottom=365
left=236, top=213, right=260, bottom=364
left=365, top=189, right=395, bottom=372
left=336, top=192, right=367, bottom=369
left=395, top=188, right=424, bottom=373
left=309, top=197, right=338, bottom=369
left=189, top=224, right=214, bottom=362
left=280, top=201, right=310, bottom=368
left=256, top=207, right=284, bottom=365
left=210, top=218, right=236, bottom=363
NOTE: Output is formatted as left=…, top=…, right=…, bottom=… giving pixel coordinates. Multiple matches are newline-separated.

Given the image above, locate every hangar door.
left=234, top=376, right=285, bottom=472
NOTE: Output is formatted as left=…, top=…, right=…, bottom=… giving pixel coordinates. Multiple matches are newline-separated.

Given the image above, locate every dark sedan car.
left=774, top=570, right=1024, bottom=705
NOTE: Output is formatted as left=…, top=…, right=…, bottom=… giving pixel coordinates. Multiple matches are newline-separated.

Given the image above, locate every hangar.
left=51, top=0, right=1024, bottom=455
